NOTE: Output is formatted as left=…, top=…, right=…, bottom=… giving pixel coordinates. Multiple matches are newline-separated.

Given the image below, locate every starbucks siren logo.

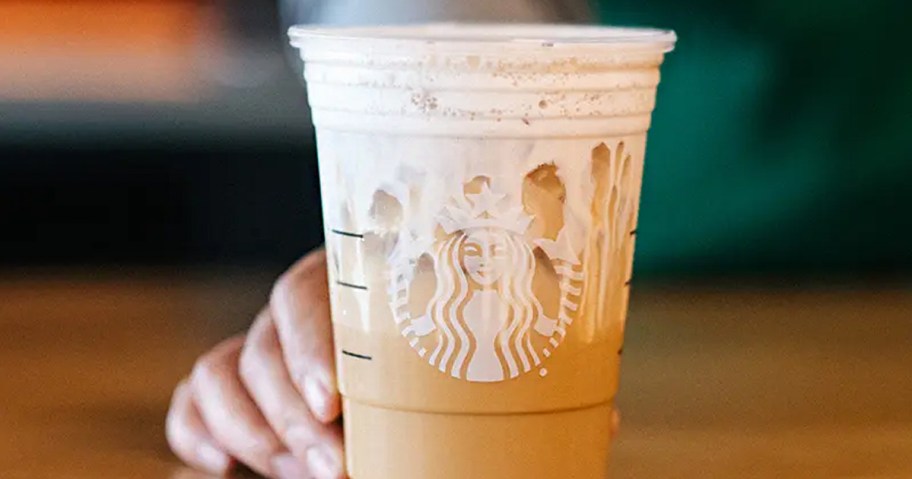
left=391, top=180, right=583, bottom=382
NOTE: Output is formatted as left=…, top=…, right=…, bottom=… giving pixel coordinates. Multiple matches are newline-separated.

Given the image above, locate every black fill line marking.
left=331, top=229, right=364, bottom=239
left=337, top=280, right=368, bottom=291
left=342, top=350, right=373, bottom=361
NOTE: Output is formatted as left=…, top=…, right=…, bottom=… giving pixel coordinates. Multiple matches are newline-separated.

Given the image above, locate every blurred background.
left=3, top=0, right=910, bottom=279
left=2, top=1, right=912, bottom=477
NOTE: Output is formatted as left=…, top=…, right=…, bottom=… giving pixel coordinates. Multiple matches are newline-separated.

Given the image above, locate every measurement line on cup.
left=630, top=229, right=637, bottom=237
left=336, top=280, right=368, bottom=291
left=624, top=279, right=632, bottom=287
left=342, top=350, right=373, bottom=361
left=331, top=229, right=364, bottom=239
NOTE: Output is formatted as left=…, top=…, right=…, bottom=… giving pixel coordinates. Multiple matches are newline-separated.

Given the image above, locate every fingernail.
left=196, top=441, right=231, bottom=474
left=303, top=374, right=334, bottom=420
left=307, top=446, right=342, bottom=479
left=272, top=453, right=307, bottom=479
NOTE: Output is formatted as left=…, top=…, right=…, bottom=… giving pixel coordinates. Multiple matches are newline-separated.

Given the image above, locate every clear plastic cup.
left=290, top=23, right=675, bottom=479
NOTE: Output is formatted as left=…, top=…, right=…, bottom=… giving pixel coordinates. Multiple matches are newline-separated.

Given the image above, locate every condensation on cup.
left=289, top=24, right=676, bottom=479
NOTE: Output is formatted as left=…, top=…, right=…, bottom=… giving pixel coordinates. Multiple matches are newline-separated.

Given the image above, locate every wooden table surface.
left=1, top=271, right=910, bottom=478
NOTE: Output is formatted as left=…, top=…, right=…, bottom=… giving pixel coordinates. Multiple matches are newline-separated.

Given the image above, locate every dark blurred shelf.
left=0, top=145, right=324, bottom=268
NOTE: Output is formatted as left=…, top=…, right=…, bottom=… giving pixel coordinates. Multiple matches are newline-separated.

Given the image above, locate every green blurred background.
left=2, top=0, right=909, bottom=279
left=597, top=0, right=912, bottom=276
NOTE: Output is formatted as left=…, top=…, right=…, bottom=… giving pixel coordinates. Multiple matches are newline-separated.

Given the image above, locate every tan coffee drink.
left=289, top=24, right=675, bottom=479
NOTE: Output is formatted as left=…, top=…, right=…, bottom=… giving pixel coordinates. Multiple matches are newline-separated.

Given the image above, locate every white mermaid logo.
left=392, top=179, right=583, bottom=382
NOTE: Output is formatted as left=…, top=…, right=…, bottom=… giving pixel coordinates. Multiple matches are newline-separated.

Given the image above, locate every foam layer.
left=291, top=23, right=674, bottom=136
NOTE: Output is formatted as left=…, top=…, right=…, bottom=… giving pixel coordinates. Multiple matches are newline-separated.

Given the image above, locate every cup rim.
left=289, top=23, right=676, bottom=52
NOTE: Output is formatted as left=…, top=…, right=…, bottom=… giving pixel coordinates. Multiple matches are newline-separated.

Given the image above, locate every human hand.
left=166, top=249, right=345, bottom=479
left=166, top=247, right=621, bottom=478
